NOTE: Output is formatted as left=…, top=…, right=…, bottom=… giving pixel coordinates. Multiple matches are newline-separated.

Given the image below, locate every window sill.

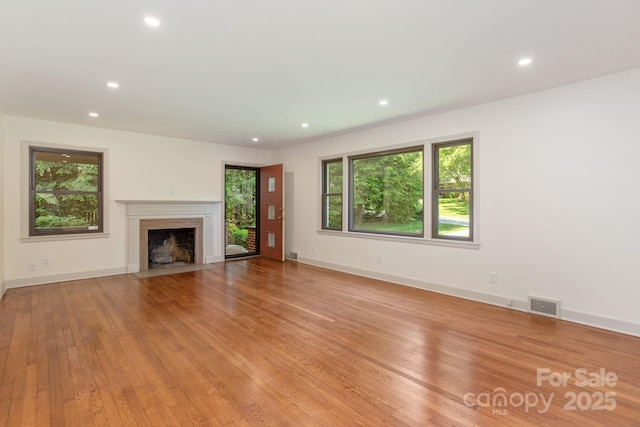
left=317, top=229, right=480, bottom=249
left=20, top=232, right=111, bottom=243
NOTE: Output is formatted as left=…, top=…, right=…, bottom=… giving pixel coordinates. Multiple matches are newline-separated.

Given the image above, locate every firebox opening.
left=148, top=228, right=195, bottom=269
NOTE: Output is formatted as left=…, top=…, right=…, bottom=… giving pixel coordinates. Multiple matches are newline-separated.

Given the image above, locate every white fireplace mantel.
left=117, top=200, right=222, bottom=273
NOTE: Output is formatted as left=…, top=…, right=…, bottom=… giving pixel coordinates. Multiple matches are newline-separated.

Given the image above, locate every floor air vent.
left=528, top=296, right=561, bottom=319
left=286, top=252, right=298, bottom=261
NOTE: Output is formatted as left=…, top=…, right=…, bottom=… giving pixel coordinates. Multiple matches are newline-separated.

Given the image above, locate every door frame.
left=223, top=163, right=261, bottom=259
left=222, top=162, right=285, bottom=261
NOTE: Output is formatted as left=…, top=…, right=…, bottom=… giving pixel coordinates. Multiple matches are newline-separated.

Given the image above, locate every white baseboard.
left=298, top=257, right=640, bottom=338
left=4, top=267, right=128, bottom=289
left=299, top=256, right=526, bottom=309
left=561, top=309, right=640, bottom=337
left=4, top=257, right=638, bottom=337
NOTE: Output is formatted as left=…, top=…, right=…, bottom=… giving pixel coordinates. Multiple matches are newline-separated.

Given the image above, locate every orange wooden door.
left=259, top=164, right=284, bottom=261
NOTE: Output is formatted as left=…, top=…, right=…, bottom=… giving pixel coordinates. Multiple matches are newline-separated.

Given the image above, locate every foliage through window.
left=30, top=147, right=103, bottom=236
left=321, top=159, right=342, bottom=230
left=225, top=165, right=258, bottom=256
left=433, top=139, right=472, bottom=240
left=350, top=147, right=423, bottom=236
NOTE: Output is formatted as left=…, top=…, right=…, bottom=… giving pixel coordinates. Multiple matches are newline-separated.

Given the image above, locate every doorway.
left=225, top=163, right=285, bottom=261
left=225, top=165, right=259, bottom=258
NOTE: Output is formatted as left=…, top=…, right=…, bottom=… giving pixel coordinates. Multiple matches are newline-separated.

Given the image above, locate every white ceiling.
left=1, top=1, right=640, bottom=149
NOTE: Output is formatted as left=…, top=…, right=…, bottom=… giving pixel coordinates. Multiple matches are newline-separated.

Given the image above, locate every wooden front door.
left=259, top=164, right=284, bottom=261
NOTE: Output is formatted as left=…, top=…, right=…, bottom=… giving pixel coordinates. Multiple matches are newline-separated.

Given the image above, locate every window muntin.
left=433, top=139, right=472, bottom=240
left=321, top=158, right=343, bottom=230
left=30, top=147, right=103, bottom=236
left=349, top=147, right=423, bottom=237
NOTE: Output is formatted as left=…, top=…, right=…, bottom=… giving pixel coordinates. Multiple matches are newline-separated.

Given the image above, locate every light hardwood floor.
left=1, top=258, right=639, bottom=426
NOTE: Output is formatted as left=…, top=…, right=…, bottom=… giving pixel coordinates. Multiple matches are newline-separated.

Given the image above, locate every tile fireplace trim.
left=117, top=200, right=222, bottom=273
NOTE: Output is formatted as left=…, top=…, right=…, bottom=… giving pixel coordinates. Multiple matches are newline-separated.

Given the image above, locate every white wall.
left=274, top=68, right=640, bottom=336
left=0, top=110, right=5, bottom=299
left=3, top=70, right=639, bottom=335
left=3, top=116, right=272, bottom=286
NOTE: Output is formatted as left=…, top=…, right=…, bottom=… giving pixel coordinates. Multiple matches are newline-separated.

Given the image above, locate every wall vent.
left=286, top=251, right=298, bottom=261
left=528, top=296, right=561, bottom=319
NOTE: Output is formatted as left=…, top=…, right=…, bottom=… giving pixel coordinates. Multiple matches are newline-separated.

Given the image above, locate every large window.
left=349, top=147, right=423, bottom=236
left=30, top=146, right=103, bottom=236
left=433, top=139, right=472, bottom=240
left=321, top=158, right=343, bottom=230
left=320, top=135, right=476, bottom=244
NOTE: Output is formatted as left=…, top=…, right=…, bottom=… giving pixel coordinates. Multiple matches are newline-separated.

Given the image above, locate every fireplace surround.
left=117, top=200, right=222, bottom=273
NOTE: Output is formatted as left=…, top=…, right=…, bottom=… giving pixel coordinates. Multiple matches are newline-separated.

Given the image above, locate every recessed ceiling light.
left=106, top=81, right=119, bottom=89
left=379, top=99, right=389, bottom=106
left=252, top=137, right=259, bottom=142
left=144, top=16, right=161, bottom=27
left=301, top=123, right=309, bottom=128
left=89, top=112, right=99, bottom=118
left=518, top=57, right=533, bottom=66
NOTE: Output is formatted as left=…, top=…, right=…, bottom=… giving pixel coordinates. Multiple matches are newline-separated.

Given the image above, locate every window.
left=433, top=139, right=472, bottom=240
left=349, top=147, right=423, bottom=236
left=30, top=146, right=103, bottom=236
left=321, top=158, right=343, bottom=230
left=320, top=135, right=476, bottom=245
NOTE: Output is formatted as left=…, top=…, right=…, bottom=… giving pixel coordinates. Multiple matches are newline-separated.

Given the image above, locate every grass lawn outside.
left=438, top=223, right=468, bottom=234
left=438, top=197, right=469, bottom=219
left=356, top=220, right=423, bottom=234
left=355, top=220, right=468, bottom=235
left=353, top=198, right=470, bottom=235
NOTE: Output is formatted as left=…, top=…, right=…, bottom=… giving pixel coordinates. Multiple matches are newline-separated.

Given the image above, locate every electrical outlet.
left=376, top=254, right=382, bottom=264
left=42, top=258, right=51, bottom=267
left=489, top=272, right=497, bottom=283
left=311, top=245, right=316, bottom=254
left=28, top=262, right=37, bottom=271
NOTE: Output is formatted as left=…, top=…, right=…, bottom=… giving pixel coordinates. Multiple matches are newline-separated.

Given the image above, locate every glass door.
left=225, top=165, right=259, bottom=258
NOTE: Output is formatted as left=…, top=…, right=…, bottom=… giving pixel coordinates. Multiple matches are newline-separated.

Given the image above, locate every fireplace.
left=118, top=200, right=222, bottom=273
left=139, top=218, right=203, bottom=271
left=148, top=227, right=195, bottom=269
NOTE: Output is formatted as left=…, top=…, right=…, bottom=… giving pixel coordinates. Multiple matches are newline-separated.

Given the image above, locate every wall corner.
left=0, top=109, right=5, bottom=298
